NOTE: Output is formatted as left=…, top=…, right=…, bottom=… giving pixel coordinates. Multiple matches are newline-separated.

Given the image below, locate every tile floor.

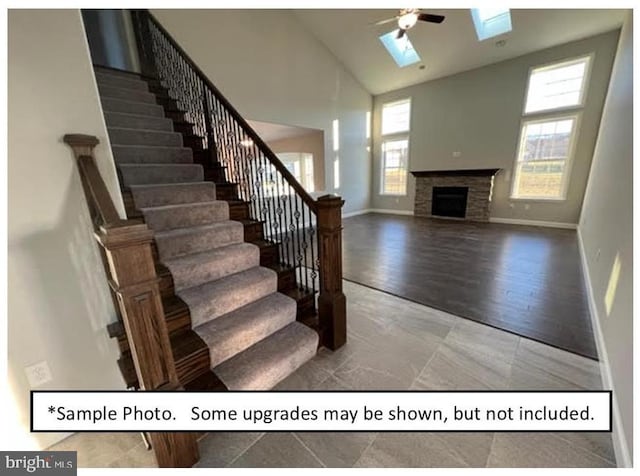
left=49, top=280, right=615, bottom=468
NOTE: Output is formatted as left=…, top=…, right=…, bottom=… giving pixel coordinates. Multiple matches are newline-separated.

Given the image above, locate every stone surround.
left=411, top=169, right=500, bottom=222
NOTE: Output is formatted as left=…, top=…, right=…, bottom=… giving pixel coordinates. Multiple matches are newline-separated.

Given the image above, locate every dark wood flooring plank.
left=342, top=213, right=597, bottom=359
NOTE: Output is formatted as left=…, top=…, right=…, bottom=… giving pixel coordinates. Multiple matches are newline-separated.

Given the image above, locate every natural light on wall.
left=471, top=8, right=512, bottom=41
left=332, top=119, right=340, bottom=189
left=605, top=252, right=621, bottom=316
left=379, top=30, right=421, bottom=67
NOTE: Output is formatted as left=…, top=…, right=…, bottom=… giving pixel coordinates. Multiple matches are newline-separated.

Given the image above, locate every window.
left=511, top=116, right=579, bottom=200
left=382, top=99, right=411, bottom=135
left=471, top=8, right=512, bottom=41
left=511, top=55, right=591, bottom=200
left=381, top=139, right=409, bottom=195
left=380, top=98, right=411, bottom=195
left=278, top=152, right=315, bottom=192
left=524, top=56, right=591, bottom=114
left=379, top=30, right=421, bottom=68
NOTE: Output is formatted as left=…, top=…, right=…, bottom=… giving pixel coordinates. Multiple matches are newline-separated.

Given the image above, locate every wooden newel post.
left=64, top=134, right=199, bottom=468
left=316, top=195, right=347, bottom=350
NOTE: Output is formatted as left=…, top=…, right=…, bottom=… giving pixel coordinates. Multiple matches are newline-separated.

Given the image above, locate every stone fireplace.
left=411, top=169, right=500, bottom=222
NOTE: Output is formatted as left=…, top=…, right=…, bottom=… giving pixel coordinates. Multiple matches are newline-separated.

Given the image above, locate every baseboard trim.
left=342, top=209, right=371, bottom=219
left=577, top=228, right=631, bottom=468
left=489, top=217, right=577, bottom=229
left=369, top=208, right=414, bottom=216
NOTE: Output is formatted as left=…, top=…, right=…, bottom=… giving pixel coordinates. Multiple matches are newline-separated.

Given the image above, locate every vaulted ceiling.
left=293, top=9, right=627, bottom=95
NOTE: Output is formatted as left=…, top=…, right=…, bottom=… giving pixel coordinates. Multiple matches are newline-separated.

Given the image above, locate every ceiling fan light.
left=398, top=12, right=418, bottom=30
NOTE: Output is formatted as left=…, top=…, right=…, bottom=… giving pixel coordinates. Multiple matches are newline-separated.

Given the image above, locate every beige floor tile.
left=413, top=340, right=512, bottom=390
left=295, top=432, right=376, bottom=467
left=355, top=432, right=493, bottom=467
left=49, top=432, right=143, bottom=467
left=107, top=442, right=157, bottom=468
left=487, top=433, right=614, bottom=467
left=195, top=432, right=263, bottom=467
left=515, top=338, right=602, bottom=390
left=229, top=433, right=323, bottom=467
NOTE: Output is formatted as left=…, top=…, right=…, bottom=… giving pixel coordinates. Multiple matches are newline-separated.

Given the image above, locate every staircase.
left=95, top=66, right=321, bottom=391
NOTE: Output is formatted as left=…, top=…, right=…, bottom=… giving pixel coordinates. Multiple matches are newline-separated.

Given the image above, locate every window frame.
left=510, top=112, right=582, bottom=202
left=379, top=97, right=411, bottom=196
left=380, top=136, right=411, bottom=196
left=522, top=53, right=594, bottom=117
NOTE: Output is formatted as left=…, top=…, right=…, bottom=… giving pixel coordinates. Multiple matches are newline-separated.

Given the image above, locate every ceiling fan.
left=373, top=8, right=445, bottom=39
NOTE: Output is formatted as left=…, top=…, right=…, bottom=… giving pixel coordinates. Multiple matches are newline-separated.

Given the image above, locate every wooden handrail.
left=141, top=11, right=318, bottom=212
left=63, top=134, right=122, bottom=228
left=65, top=134, right=199, bottom=467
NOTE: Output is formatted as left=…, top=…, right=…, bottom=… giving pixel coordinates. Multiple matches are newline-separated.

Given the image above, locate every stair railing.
left=64, top=134, right=199, bottom=467
left=131, top=10, right=346, bottom=350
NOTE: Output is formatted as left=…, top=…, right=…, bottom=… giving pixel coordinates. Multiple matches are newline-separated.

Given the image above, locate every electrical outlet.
left=25, top=361, right=52, bottom=388
left=452, top=151, right=462, bottom=158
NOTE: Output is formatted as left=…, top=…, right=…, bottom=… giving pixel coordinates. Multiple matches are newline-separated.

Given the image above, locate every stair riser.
left=277, top=268, right=297, bottom=292
left=243, top=222, right=264, bottom=242
left=119, top=164, right=204, bottom=187
left=143, top=203, right=229, bottom=232
left=295, top=293, right=316, bottom=321
left=109, top=128, right=183, bottom=147
left=168, top=245, right=260, bottom=292
left=155, top=223, right=244, bottom=260
left=101, top=98, right=165, bottom=117
left=182, top=269, right=278, bottom=328
left=197, top=295, right=297, bottom=369
left=259, top=243, right=280, bottom=266
left=130, top=183, right=217, bottom=208
left=113, top=146, right=193, bottom=165
left=173, top=122, right=195, bottom=135
left=94, top=67, right=142, bottom=80
left=105, top=113, right=174, bottom=132
left=229, top=203, right=250, bottom=220
left=176, top=348, right=210, bottom=385
left=215, top=184, right=239, bottom=200
left=99, top=85, right=157, bottom=104
left=96, top=73, right=149, bottom=91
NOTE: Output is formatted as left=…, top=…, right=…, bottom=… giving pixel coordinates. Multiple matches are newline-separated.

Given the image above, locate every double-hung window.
left=511, top=55, right=591, bottom=200
left=380, top=98, right=411, bottom=195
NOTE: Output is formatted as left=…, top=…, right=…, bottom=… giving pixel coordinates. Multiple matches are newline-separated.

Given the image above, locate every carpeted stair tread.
left=113, top=145, right=193, bottom=165
left=98, top=84, right=157, bottom=103
left=105, top=112, right=174, bottom=132
left=95, top=73, right=149, bottom=91
left=163, top=242, right=259, bottom=291
left=118, top=163, right=204, bottom=186
left=141, top=201, right=229, bottom=231
left=179, top=266, right=277, bottom=327
left=195, top=293, right=297, bottom=369
left=93, top=66, right=142, bottom=80
left=130, top=182, right=216, bottom=208
left=108, top=127, right=183, bottom=147
left=154, top=221, right=244, bottom=260
left=214, top=322, right=319, bottom=390
left=100, top=97, right=165, bottom=117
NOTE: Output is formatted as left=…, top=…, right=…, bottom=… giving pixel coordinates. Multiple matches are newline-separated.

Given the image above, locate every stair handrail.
left=137, top=10, right=317, bottom=212
left=64, top=134, right=199, bottom=467
left=131, top=9, right=347, bottom=351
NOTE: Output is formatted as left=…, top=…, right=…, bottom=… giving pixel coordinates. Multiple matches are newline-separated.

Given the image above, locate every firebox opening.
left=432, top=186, right=469, bottom=218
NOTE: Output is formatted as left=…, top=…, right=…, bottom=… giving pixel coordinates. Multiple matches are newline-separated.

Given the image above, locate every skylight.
left=471, top=8, right=512, bottom=41
left=379, top=30, right=421, bottom=68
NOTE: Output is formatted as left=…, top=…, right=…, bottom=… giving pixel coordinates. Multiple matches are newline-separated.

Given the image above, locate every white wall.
left=8, top=9, right=125, bottom=449
left=371, top=30, right=620, bottom=224
left=151, top=9, right=372, bottom=214
left=578, top=13, right=633, bottom=466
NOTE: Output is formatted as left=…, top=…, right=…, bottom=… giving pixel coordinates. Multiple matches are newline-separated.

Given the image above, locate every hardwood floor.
left=342, top=213, right=597, bottom=359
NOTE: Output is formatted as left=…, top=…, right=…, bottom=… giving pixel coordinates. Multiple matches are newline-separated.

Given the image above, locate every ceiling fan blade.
left=396, top=28, right=406, bottom=39
left=372, top=16, right=398, bottom=26
left=417, top=13, right=445, bottom=24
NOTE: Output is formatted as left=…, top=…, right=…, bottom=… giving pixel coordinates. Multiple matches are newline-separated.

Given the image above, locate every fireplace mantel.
left=411, top=168, right=501, bottom=178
